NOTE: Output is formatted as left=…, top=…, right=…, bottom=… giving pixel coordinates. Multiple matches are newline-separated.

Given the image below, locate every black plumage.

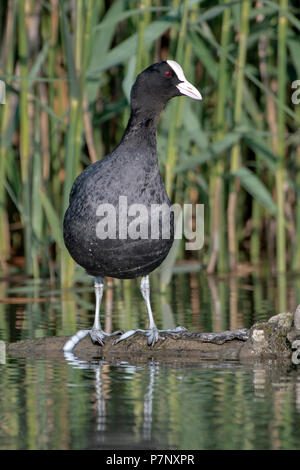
left=63, top=60, right=201, bottom=351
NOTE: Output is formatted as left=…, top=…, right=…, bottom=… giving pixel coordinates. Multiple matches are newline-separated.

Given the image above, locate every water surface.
left=0, top=270, right=300, bottom=449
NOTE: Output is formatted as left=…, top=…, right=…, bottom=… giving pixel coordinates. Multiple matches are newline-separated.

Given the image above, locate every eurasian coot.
left=63, top=60, right=202, bottom=352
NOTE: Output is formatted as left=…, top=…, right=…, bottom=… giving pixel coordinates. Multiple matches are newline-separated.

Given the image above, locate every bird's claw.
left=113, top=328, right=161, bottom=347
left=113, top=326, right=183, bottom=347
left=145, top=327, right=160, bottom=347
left=90, top=328, right=123, bottom=346
left=145, top=326, right=187, bottom=346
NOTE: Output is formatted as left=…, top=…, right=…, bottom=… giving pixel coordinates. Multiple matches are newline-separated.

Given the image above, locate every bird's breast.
left=63, top=153, right=174, bottom=278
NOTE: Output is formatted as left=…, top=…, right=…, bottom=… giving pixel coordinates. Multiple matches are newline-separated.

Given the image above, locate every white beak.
left=176, top=80, right=202, bottom=100
left=167, top=59, right=202, bottom=101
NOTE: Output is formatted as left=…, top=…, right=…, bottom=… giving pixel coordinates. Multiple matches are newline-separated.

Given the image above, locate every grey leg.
left=63, top=277, right=122, bottom=352
left=140, top=275, right=159, bottom=346
left=140, top=275, right=156, bottom=329
left=114, top=275, right=186, bottom=347
left=89, top=277, right=107, bottom=345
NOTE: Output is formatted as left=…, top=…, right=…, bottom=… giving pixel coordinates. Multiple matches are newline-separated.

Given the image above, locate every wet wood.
left=6, top=307, right=300, bottom=364
left=7, top=330, right=249, bottom=362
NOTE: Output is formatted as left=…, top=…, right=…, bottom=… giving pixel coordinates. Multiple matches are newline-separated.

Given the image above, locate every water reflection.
left=63, top=351, right=157, bottom=443
left=2, top=354, right=300, bottom=449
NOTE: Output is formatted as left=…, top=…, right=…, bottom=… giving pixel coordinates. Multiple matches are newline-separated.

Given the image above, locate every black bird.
left=63, top=60, right=202, bottom=352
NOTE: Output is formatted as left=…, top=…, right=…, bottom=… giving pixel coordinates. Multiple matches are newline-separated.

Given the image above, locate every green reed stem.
left=276, top=0, right=287, bottom=274
left=48, top=0, right=60, bottom=211
left=207, top=0, right=231, bottom=274
left=293, top=106, right=300, bottom=271
left=31, top=107, right=43, bottom=279
left=136, top=0, right=151, bottom=75
left=60, top=0, right=96, bottom=287
left=18, top=0, right=32, bottom=274
left=0, top=0, right=16, bottom=271
left=61, top=0, right=84, bottom=287
left=276, top=0, right=288, bottom=311
left=227, top=0, right=250, bottom=271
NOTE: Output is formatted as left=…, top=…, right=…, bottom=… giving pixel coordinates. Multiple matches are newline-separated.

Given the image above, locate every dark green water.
left=0, top=270, right=300, bottom=450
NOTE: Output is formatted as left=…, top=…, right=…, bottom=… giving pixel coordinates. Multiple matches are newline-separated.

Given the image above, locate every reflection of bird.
left=63, top=351, right=159, bottom=447
left=63, top=60, right=202, bottom=352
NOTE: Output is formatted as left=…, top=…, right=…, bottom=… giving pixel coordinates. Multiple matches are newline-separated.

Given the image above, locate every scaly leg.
left=114, top=275, right=186, bottom=347
left=63, top=277, right=123, bottom=352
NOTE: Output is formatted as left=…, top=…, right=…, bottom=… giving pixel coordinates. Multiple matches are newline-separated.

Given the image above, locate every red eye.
left=165, top=71, right=171, bottom=77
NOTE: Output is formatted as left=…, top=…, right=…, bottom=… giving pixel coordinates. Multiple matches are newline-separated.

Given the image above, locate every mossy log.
left=5, top=306, right=300, bottom=364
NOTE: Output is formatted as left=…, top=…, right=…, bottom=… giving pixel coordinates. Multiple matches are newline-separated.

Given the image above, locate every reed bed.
left=0, top=0, right=300, bottom=297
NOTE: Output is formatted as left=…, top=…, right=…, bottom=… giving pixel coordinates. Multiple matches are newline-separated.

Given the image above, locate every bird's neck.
left=121, top=106, right=163, bottom=144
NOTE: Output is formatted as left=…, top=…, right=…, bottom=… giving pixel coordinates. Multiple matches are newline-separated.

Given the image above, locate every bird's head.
left=130, top=60, right=202, bottom=117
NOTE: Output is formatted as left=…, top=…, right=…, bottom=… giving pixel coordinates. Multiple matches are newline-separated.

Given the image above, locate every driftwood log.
left=5, top=305, right=300, bottom=364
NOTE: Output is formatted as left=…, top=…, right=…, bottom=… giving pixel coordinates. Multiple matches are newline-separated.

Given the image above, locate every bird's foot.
left=113, top=325, right=187, bottom=348
left=90, top=327, right=123, bottom=346
left=160, top=326, right=187, bottom=335
left=63, top=328, right=123, bottom=352
left=113, top=327, right=159, bottom=347
left=144, top=326, right=159, bottom=347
